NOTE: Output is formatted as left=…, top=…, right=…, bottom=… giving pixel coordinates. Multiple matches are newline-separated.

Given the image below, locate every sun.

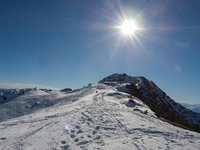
left=120, top=20, right=139, bottom=36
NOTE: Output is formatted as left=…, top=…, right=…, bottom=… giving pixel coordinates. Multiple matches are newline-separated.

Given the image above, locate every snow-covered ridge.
left=0, top=83, right=200, bottom=149
left=0, top=87, right=73, bottom=122
left=1, top=74, right=199, bottom=133
left=99, top=73, right=136, bottom=84
left=99, top=73, right=200, bottom=133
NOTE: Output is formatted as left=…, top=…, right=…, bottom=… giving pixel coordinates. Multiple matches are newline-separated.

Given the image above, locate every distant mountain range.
left=182, top=103, right=200, bottom=113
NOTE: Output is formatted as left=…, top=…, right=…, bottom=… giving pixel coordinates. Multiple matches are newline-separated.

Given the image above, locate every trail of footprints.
left=60, top=94, right=119, bottom=149
left=60, top=114, right=105, bottom=149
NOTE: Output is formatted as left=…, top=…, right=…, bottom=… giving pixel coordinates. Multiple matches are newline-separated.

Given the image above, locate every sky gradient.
left=0, top=0, right=200, bottom=104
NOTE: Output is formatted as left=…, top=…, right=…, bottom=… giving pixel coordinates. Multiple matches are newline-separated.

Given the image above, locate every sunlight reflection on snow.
left=63, top=124, right=71, bottom=133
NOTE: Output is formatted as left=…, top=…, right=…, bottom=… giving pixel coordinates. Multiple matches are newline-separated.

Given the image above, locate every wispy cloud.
left=175, top=64, right=182, bottom=73
left=174, top=41, right=190, bottom=50
left=0, top=82, right=59, bottom=90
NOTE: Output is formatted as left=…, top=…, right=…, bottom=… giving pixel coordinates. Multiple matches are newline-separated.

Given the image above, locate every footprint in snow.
left=94, top=135, right=101, bottom=140
left=93, top=130, right=97, bottom=135
left=76, top=140, right=89, bottom=146
left=94, top=147, right=102, bottom=150
left=87, top=134, right=92, bottom=138
left=60, top=140, right=70, bottom=150
left=0, top=137, right=7, bottom=140
left=95, top=126, right=100, bottom=130
left=74, top=138, right=79, bottom=142
left=70, top=134, right=76, bottom=138
left=77, top=129, right=84, bottom=134
left=70, top=130, right=75, bottom=133
left=61, top=140, right=66, bottom=144
left=60, top=145, right=70, bottom=150
left=75, top=125, right=80, bottom=129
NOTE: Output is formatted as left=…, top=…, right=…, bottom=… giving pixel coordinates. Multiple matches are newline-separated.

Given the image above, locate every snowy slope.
left=0, top=84, right=200, bottom=150
left=0, top=88, right=73, bottom=122
left=182, top=103, right=200, bottom=113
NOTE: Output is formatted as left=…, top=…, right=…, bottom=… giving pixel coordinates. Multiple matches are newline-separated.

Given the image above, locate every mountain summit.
left=100, top=73, right=200, bottom=133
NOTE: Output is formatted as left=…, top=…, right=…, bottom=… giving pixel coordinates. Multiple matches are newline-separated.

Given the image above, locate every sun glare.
left=120, top=20, right=139, bottom=36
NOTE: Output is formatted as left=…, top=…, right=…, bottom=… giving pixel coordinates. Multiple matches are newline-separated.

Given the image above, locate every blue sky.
left=0, top=0, right=200, bottom=104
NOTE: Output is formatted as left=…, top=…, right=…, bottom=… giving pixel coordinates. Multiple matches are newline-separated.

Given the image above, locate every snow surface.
left=0, top=84, right=200, bottom=149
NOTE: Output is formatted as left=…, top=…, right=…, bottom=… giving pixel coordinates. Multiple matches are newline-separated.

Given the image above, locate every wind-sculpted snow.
left=0, top=84, right=199, bottom=149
